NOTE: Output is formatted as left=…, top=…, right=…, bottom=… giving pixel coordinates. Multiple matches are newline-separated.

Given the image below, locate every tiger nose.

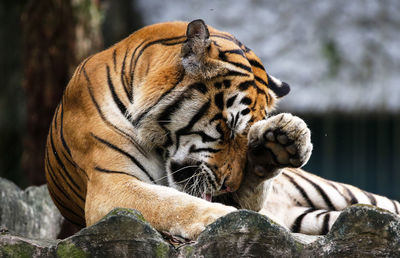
left=222, top=166, right=243, bottom=192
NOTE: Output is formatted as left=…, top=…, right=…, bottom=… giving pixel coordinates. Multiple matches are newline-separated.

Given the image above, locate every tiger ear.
left=268, top=75, right=291, bottom=98
left=181, top=19, right=210, bottom=58
left=186, top=19, right=210, bottom=42
left=181, top=19, right=224, bottom=79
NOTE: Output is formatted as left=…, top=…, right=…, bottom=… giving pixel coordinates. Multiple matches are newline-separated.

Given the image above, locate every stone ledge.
left=1, top=205, right=400, bottom=257
left=0, top=178, right=63, bottom=239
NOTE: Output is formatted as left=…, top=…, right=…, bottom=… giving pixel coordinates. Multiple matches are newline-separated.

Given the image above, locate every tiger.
left=45, top=19, right=400, bottom=239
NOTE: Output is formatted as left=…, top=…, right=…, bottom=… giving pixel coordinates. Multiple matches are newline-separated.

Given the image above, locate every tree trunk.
left=21, top=0, right=103, bottom=186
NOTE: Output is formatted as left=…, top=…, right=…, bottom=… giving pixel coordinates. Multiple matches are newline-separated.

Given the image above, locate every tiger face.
left=132, top=20, right=290, bottom=201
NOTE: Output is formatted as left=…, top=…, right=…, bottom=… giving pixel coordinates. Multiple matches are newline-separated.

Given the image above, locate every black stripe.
left=129, top=40, right=146, bottom=88
left=253, top=76, right=269, bottom=95
left=45, top=152, right=80, bottom=210
left=91, top=133, right=155, bottom=183
left=47, top=183, right=84, bottom=227
left=227, top=61, right=252, bottom=73
left=189, top=146, right=221, bottom=153
left=59, top=102, right=71, bottom=156
left=45, top=162, right=84, bottom=216
left=223, top=80, right=231, bottom=88
left=83, top=68, right=147, bottom=158
left=191, top=82, right=208, bottom=94
left=157, top=92, right=188, bottom=147
left=181, top=130, right=219, bottom=143
left=214, top=92, right=224, bottom=110
left=282, top=172, right=315, bottom=208
left=218, top=49, right=252, bottom=73
left=225, top=70, right=249, bottom=77
left=240, top=97, right=252, bottom=105
left=216, top=124, right=224, bottom=140
left=221, top=49, right=245, bottom=57
left=46, top=158, right=85, bottom=225
left=210, top=113, right=223, bottom=123
left=233, top=112, right=240, bottom=129
left=177, top=101, right=211, bottom=133
left=112, top=48, right=117, bottom=73
left=321, top=213, right=331, bottom=235
left=249, top=59, right=265, bottom=70
left=214, top=82, right=222, bottom=89
left=95, top=166, right=137, bottom=178
left=254, top=75, right=268, bottom=87
left=291, top=208, right=315, bottom=233
left=210, top=34, right=247, bottom=51
left=106, top=65, right=127, bottom=116
left=363, top=191, right=377, bottom=206
left=210, top=33, right=236, bottom=43
left=241, top=108, right=250, bottom=116
left=60, top=149, right=89, bottom=179
left=295, top=172, right=336, bottom=210
left=53, top=103, right=61, bottom=130
left=226, top=95, right=237, bottom=108
left=55, top=110, right=89, bottom=179
left=161, top=39, right=186, bottom=46
left=121, top=46, right=132, bottom=101
left=326, top=181, right=351, bottom=205
left=316, top=210, right=329, bottom=218
left=132, top=70, right=184, bottom=126
left=342, top=184, right=358, bottom=205
left=175, top=101, right=211, bottom=154
left=131, top=36, right=186, bottom=85
left=157, top=94, right=187, bottom=126
left=49, top=126, right=83, bottom=196
left=238, top=80, right=254, bottom=91
left=76, top=55, right=93, bottom=79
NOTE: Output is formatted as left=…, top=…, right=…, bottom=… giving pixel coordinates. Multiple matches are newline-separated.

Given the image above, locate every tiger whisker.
left=153, top=165, right=198, bottom=183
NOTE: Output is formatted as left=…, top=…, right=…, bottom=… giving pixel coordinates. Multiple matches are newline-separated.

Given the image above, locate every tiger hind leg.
left=260, top=206, right=340, bottom=235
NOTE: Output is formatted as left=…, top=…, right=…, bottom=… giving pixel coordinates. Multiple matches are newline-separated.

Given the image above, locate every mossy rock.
left=1, top=206, right=400, bottom=257
left=182, top=210, right=303, bottom=257
left=305, top=205, right=400, bottom=257
left=60, top=208, right=175, bottom=257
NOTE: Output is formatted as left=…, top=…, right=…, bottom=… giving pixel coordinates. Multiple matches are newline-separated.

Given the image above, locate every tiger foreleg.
left=233, top=113, right=313, bottom=211
left=85, top=172, right=236, bottom=239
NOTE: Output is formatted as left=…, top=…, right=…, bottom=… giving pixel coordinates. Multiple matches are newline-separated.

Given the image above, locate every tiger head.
left=133, top=20, right=290, bottom=200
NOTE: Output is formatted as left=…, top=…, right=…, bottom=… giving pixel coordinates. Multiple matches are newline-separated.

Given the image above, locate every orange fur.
left=45, top=20, right=282, bottom=238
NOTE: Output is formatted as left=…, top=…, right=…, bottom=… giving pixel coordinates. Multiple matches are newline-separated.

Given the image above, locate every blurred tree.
left=21, top=0, right=103, bottom=186
left=101, top=0, right=143, bottom=48
left=0, top=1, right=26, bottom=186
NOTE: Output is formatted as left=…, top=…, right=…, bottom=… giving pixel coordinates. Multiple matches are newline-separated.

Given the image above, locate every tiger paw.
left=173, top=203, right=236, bottom=239
left=247, top=113, right=312, bottom=179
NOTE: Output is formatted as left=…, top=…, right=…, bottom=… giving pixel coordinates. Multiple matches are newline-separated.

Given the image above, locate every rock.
left=0, top=178, right=64, bottom=239
left=182, top=210, right=300, bottom=257
left=305, top=204, right=400, bottom=257
left=0, top=208, right=175, bottom=257
left=1, top=200, right=400, bottom=257
left=59, top=208, right=175, bottom=257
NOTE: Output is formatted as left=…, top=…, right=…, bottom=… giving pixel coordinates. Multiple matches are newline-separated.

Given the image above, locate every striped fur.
left=45, top=20, right=399, bottom=238
left=259, top=168, right=400, bottom=234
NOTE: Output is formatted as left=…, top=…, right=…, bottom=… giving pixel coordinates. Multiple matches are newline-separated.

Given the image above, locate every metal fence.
left=300, top=113, right=400, bottom=200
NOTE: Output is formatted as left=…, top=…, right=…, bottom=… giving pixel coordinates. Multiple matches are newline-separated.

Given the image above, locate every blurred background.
left=1, top=0, right=399, bottom=200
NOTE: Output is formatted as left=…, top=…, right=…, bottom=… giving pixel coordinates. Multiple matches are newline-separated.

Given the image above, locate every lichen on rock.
left=1, top=177, right=400, bottom=257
